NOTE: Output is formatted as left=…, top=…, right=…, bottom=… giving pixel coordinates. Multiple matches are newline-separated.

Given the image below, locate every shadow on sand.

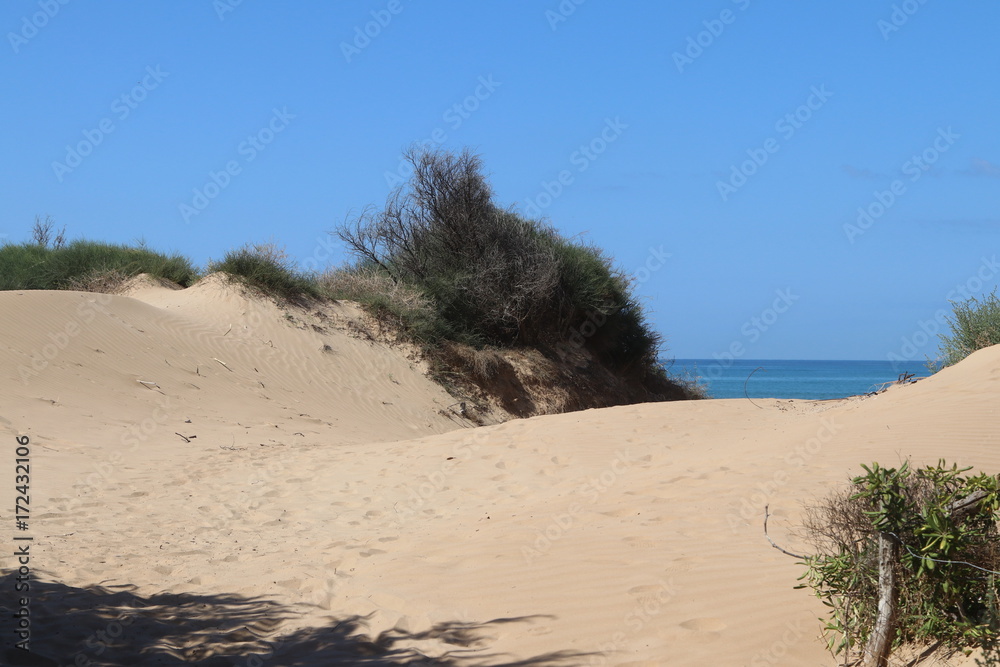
left=2, top=573, right=592, bottom=666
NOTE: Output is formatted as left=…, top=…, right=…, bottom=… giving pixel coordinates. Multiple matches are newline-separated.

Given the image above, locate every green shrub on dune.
left=207, top=242, right=320, bottom=302
left=334, top=147, right=670, bottom=379
left=0, top=239, right=198, bottom=291
left=932, top=289, right=1000, bottom=370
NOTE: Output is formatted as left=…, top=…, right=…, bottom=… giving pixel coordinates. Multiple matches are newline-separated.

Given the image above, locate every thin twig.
left=745, top=366, right=766, bottom=409
left=764, top=505, right=807, bottom=559
left=174, top=432, right=191, bottom=443
left=137, top=380, right=159, bottom=388
left=887, top=531, right=1000, bottom=575
left=212, top=358, right=233, bottom=372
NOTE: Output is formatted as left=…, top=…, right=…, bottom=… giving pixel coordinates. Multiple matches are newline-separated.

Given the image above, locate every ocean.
left=665, top=358, right=932, bottom=400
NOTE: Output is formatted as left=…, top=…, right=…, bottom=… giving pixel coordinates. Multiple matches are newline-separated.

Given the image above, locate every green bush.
left=0, top=239, right=198, bottom=291
left=335, top=147, right=667, bottom=373
left=798, top=460, right=1000, bottom=661
left=932, top=289, right=1000, bottom=370
left=208, top=242, right=320, bottom=302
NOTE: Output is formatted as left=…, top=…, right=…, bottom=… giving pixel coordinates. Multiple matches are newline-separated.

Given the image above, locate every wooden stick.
left=212, top=358, right=233, bottom=372
left=763, top=505, right=807, bottom=559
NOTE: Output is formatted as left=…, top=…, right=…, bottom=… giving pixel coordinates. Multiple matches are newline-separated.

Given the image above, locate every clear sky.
left=3, top=1, right=998, bottom=362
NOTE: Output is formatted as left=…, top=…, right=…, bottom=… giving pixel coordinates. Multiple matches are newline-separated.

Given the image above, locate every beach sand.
left=2, top=278, right=997, bottom=665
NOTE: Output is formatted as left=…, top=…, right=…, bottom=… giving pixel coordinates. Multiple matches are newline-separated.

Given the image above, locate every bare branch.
left=764, top=505, right=808, bottom=560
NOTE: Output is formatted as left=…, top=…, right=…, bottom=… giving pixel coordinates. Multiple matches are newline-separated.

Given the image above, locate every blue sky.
left=3, top=1, right=998, bottom=362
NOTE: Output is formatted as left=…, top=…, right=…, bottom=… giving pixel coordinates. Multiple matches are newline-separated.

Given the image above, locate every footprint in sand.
left=669, top=555, right=701, bottom=572
left=627, top=584, right=673, bottom=606
left=679, top=617, right=726, bottom=639
left=623, top=536, right=657, bottom=549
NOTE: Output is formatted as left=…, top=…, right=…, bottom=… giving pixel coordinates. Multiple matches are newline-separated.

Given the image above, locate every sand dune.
left=2, top=278, right=997, bottom=665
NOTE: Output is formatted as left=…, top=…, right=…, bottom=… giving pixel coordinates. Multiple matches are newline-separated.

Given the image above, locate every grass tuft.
left=207, top=243, right=320, bottom=303
left=931, top=289, right=1000, bottom=370
left=0, top=239, right=198, bottom=291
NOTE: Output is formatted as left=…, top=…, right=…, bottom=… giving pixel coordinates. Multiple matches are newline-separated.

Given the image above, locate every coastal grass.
left=932, top=289, right=1000, bottom=370
left=0, top=239, right=198, bottom=291
left=317, top=266, right=447, bottom=341
left=207, top=242, right=321, bottom=302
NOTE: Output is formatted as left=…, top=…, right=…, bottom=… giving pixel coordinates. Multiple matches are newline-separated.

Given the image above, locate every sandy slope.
left=1, top=278, right=998, bottom=666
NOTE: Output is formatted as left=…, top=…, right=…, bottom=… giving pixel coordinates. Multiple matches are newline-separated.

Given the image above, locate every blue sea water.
left=664, top=359, right=932, bottom=400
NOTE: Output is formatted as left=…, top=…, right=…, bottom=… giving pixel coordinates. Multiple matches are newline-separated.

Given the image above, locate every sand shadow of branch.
left=2, top=573, right=590, bottom=666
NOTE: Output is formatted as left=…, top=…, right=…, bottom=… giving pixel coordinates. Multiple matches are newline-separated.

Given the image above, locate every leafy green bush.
left=798, top=461, right=1000, bottom=661
left=208, top=242, right=320, bottom=302
left=933, top=290, right=1000, bottom=370
left=0, top=239, right=198, bottom=291
left=335, top=147, right=668, bottom=374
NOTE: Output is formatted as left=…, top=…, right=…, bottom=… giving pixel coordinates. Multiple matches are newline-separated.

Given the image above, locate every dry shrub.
left=447, top=344, right=503, bottom=381
left=319, top=267, right=429, bottom=312
left=64, top=268, right=131, bottom=294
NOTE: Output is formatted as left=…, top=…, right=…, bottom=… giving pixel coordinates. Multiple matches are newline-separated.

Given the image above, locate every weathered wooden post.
left=860, top=530, right=899, bottom=667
